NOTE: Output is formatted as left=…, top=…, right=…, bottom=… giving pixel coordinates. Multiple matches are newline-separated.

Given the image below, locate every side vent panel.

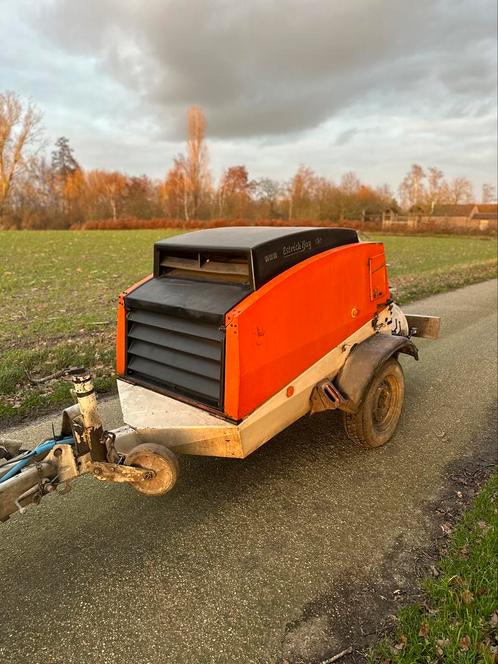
left=157, top=249, right=251, bottom=285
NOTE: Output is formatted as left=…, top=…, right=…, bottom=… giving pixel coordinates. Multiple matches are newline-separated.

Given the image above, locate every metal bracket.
left=405, top=314, right=441, bottom=340
left=45, top=443, right=79, bottom=483
left=91, top=462, right=155, bottom=484
left=310, top=380, right=351, bottom=414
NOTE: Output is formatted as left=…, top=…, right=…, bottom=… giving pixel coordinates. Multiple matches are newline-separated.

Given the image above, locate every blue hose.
left=0, top=436, right=75, bottom=484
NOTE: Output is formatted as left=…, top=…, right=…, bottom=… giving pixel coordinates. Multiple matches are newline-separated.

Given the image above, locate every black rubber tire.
left=343, top=357, right=405, bottom=448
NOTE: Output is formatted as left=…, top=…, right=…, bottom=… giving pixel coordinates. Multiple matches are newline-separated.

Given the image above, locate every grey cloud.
left=35, top=0, right=497, bottom=139
left=335, top=129, right=357, bottom=146
left=2, top=0, right=495, bottom=192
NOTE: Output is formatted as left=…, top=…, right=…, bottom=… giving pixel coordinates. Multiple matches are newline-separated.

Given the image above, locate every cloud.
left=35, top=0, right=497, bottom=139
left=0, top=0, right=496, bottom=190
left=335, top=129, right=357, bottom=147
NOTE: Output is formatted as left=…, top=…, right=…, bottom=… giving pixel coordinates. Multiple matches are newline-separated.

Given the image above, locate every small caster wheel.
left=125, top=444, right=179, bottom=496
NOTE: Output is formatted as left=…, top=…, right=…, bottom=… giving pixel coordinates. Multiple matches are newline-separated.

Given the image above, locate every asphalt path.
left=0, top=280, right=496, bottom=664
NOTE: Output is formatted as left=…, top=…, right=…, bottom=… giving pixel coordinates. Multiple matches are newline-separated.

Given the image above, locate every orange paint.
left=115, top=274, right=153, bottom=376
left=224, top=242, right=388, bottom=420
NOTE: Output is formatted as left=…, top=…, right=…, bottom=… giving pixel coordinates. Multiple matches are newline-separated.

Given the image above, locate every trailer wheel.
left=343, top=358, right=404, bottom=448
left=126, top=444, right=179, bottom=496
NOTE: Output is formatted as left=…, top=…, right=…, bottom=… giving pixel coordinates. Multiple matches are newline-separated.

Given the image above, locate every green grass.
left=370, top=473, right=498, bottom=663
left=370, top=235, right=497, bottom=303
left=0, top=230, right=179, bottom=424
left=0, top=231, right=496, bottom=426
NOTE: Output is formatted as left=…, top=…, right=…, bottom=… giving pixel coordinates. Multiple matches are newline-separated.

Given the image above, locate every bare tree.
left=340, top=171, right=361, bottom=196
left=481, top=183, right=497, bottom=204
left=0, top=91, right=43, bottom=216
left=255, top=178, right=282, bottom=218
left=398, top=164, right=426, bottom=210
left=447, top=176, right=473, bottom=205
left=426, top=167, right=447, bottom=213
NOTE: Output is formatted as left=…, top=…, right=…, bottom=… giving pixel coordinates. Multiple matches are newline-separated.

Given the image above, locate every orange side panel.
left=115, top=274, right=153, bottom=376
left=224, top=242, right=388, bottom=420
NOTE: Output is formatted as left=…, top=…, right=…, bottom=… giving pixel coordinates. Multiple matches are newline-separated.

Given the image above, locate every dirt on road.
left=0, top=279, right=496, bottom=664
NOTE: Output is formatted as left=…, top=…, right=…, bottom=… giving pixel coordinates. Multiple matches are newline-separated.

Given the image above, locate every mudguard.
left=334, top=333, right=418, bottom=413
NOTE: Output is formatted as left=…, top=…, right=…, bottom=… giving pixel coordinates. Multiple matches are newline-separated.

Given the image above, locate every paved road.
left=1, top=280, right=496, bottom=664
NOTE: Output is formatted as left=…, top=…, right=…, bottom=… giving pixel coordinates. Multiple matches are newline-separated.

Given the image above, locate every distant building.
left=383, top=203, right=497, bottom=232
left=432, top=203, right=498, bottom=222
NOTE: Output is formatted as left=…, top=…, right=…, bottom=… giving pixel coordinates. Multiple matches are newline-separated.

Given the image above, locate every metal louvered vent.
left=158, top=249, right=250, bottom=285
left=126, top=309, right=224, bottom=408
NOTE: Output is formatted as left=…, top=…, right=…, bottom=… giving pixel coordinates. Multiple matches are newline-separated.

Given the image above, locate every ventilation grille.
left=126, top=308, right=224, bottom=408
left=158, top=249, right=250, bottom=284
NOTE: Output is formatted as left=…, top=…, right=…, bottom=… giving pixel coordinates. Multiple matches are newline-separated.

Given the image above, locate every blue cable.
left=0, top=436, right=75, bottom=484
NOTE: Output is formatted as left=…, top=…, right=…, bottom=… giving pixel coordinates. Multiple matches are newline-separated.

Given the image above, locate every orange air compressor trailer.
left=0, top=227, right=440, bottom=518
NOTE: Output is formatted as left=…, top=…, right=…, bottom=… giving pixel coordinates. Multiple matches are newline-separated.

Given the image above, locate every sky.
left=1, top=0, right=497, bottom=194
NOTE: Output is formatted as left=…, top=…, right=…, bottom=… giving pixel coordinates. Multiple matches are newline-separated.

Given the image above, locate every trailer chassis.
left=0, top=308, right=439, bottom=523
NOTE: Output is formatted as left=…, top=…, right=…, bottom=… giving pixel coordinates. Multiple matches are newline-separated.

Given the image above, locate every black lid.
left=155, top=226, right=359, bottom=289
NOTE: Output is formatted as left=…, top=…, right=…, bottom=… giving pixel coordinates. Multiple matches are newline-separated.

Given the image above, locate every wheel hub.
left=373, top=377, right=396, bottom=430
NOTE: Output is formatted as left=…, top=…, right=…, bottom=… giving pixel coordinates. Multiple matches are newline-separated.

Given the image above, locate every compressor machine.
left=0, top=227, right=440, bottom=520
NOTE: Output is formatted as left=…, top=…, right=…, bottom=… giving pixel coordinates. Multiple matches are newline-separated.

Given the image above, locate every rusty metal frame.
left=92, top=461, right=154, bottom=484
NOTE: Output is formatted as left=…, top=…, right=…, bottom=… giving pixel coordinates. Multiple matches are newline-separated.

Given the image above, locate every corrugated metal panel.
left=126, top=308, right=224, bottom=408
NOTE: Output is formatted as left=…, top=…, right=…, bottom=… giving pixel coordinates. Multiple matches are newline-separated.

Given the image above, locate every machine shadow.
left=1, top=410, right=362, bottom=587
left=1, top=357, right=430, bottom=630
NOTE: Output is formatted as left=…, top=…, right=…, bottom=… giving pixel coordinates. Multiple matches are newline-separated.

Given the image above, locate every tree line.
left=0, top=91, right=495, bottom=229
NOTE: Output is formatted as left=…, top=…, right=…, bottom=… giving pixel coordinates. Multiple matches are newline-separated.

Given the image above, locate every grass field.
left=0, top=230, right=496, bottom=426
left=370, top=473, right=498, bottom=663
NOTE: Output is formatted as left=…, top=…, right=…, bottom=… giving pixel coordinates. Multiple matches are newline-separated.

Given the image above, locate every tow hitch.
left=0, top=368, right=179, bottom=522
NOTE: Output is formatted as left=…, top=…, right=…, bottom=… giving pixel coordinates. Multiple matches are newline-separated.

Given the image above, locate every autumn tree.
left=0, top=91, right=43, bottom=217
left=124, top=175, right=161, bottom=219
left=181, top=106, right=211, bottom=220
left=376, top=184, right=399, bottom=212
left=161, top=157, right=189, bottom=220
left=59, top=169, right=84, bottom=224
left=288, top=166, right=319, bottom=219
left=355, top=185, right=381, bottom=219
left=50, top=136, right=84, bottom=223
left=2, top=90, right=488, bottom=228
left=85, top=170, right=127, bottom=220
left=8, top=157, right=52, bottom=228
left=217, top=165, right=254, bottom=218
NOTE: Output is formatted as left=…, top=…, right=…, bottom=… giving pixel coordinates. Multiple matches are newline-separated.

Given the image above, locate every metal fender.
left=334, top=333, right=418, bottom=413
